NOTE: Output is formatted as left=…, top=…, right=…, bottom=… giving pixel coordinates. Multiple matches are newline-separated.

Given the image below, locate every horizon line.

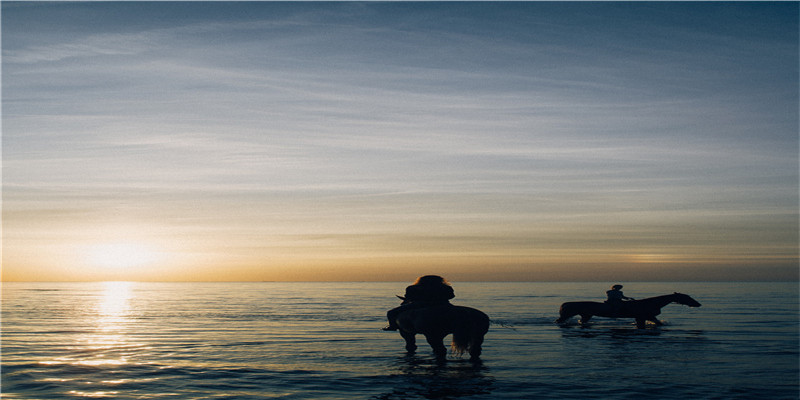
left=3, top=279, right=797, bottom=283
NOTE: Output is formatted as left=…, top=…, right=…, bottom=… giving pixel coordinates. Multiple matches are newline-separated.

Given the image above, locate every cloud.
left=3, top=31, right=162, bottom=64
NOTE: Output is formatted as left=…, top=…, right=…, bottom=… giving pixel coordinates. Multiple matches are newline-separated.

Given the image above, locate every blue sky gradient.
left=3, top=2, right=797, bottom=281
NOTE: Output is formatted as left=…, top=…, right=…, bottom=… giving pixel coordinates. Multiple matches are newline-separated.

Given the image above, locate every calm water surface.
left=2, top=282, right=798, bottom=399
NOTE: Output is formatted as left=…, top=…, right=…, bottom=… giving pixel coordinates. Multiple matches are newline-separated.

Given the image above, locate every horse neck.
left=640, top=294, right=678, bottom=307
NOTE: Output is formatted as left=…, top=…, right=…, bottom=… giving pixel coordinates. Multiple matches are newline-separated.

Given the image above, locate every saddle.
left=605, top=300, right=634, bottom=317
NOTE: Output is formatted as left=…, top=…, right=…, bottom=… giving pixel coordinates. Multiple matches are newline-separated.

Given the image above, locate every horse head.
left=672, top=292, right=701, bottom=307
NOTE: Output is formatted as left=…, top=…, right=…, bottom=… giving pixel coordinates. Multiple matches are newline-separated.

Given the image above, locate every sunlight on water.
left=85, top=282, right=133, bottom=366
left=39, top=282, right=136, bottom=371
left=67, top=390, right=120, bottom=398
left=98, top=281, right=133, bottom=325
left=96, top=281, right=133, bottom=346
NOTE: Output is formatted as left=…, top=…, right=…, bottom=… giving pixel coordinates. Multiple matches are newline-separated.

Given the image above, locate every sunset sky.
left=3, top=2, right=798, bottom=282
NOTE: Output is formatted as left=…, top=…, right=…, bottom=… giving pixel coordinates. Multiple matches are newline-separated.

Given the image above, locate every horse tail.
left=450, top=308, right=490, bottom=358
left=450, top=330, right=470, bottom=356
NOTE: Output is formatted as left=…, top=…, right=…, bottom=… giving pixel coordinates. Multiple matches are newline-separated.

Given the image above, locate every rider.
left=605, top=284, right=634, bottom=316
left=383, top=275, right=455, bottom=331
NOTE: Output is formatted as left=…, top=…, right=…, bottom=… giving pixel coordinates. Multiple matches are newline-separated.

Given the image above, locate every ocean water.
left=2, top=281, right=797, bottom=399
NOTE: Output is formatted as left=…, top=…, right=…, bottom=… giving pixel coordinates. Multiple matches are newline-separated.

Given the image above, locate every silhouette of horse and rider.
left=555, top=284, right=702, bottom=329
left=384, top=275, right=489, bottom=361
left=384, top=278, right=701, bottom=359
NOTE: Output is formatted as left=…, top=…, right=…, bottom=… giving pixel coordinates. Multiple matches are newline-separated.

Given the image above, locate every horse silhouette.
left=393, top=302, right=489, bottom=361
left=556, top=292, right=701, bottom=328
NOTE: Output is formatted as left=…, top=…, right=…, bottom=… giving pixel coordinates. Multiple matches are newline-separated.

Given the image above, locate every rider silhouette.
left=605, top=284, right=634, bottom=316
left=383, top=275, right=455, bottom=331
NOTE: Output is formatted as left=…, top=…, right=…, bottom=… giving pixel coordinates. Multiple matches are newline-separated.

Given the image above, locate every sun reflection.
left=37, top=282, right=143, bottom=392
left=67, top=390, right=120, bottom=398
left=58, top=282, right=136, bottom=366
left=98, top=282, right=133, bottom=320
left=98, top=281, right=133, bottom=331
left=79, top=281, right=136, bottom=367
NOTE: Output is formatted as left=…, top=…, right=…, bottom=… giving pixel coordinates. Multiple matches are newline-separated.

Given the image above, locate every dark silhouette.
left=605, top=284, right=634, bottom=316
left=384, top=275, right=455, bottom=331
left=385, top=276, right=489, bottom=361
left=556, top=292, right=701, bottom=329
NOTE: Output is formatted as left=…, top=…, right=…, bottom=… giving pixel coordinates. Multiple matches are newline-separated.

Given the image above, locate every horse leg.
left=579, top=314, right=592, bottom=325
left=635, top=318, right=646, bottom=329
left=556, top=313, right=574, bottom=324
left=425, top=334, right=448, bottom=359
left=468, top=335, right=484, bottom=361
left=648, top=316, right=663, bottom=326
left=399, top=330, right=416, bottom=353
left=555, top=311, right=571, bottom=324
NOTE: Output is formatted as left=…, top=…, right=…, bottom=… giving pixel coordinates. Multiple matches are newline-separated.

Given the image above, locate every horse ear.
left=396, top=295, right=405, bottom=300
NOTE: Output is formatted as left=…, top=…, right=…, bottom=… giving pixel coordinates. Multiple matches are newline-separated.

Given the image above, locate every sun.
left=88, top=243, right=160, bottom=269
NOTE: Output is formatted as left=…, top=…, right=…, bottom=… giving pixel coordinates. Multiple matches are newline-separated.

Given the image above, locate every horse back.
left=560, top=301, right=608, bottom=314
left=454, top=305, right=490, bottom=332
left=560, top=301, right=603, bottom=309
left=398, top=304, right=488, bottom=335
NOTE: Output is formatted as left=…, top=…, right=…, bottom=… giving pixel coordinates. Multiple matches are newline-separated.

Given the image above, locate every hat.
left=612, top=284, right=623, bottom=290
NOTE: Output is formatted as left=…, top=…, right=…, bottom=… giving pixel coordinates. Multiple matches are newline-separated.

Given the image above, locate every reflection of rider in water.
left=605, top=284, right=634, bottom=316
left=383, top=275, right=455, bottom=331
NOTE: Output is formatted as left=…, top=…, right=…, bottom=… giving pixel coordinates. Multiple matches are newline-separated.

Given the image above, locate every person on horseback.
left=383, top=275, right=455, bottom=331
left=605, top=284, right=634, bottom=316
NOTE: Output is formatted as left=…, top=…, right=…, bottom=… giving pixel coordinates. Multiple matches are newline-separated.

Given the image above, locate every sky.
left=2, top=2, right=798, bottom=282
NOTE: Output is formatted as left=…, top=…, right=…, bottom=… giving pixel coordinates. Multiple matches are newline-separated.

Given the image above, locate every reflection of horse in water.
left=556, top=293, right=701, bottom=328
left=394, top=303, right=490, bottom=361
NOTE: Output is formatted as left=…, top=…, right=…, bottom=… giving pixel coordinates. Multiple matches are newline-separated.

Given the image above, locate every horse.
left=555, top=292, right=701, bottom=329
left=393, top=302, right=490, bottom=361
